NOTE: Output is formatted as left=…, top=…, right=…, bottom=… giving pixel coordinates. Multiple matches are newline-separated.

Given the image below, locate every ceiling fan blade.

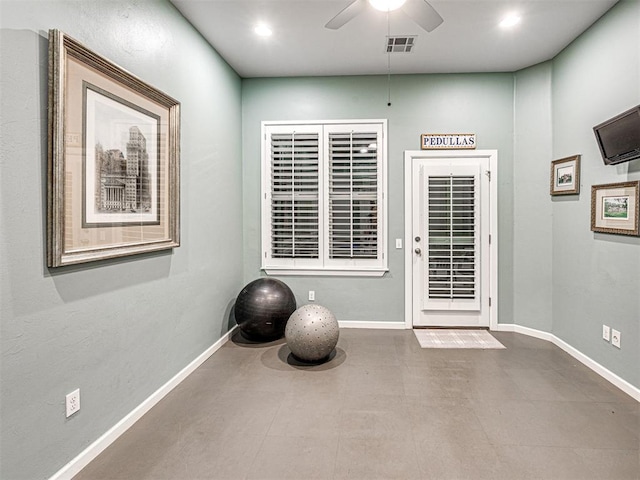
left=402, top=0, right=444, bottom=32
left=325, top=0, right=368, bottom=30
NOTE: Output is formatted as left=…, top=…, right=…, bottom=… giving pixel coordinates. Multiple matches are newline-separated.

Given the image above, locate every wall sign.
left=421, top=133, right=476, bottom=150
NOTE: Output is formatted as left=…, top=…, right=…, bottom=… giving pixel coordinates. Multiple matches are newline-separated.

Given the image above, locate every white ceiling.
left=169, top=0, right=618, bottom=78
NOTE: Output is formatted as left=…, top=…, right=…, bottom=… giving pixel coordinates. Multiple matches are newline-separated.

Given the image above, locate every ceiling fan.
left=325, top=0, right=444, bottom=32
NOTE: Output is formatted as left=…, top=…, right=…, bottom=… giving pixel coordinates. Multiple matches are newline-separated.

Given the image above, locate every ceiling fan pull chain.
left=387, top=11, right=392, bottom=106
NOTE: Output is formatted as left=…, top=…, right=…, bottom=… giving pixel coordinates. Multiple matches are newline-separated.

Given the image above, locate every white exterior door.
left=405, top=150, right=497, bottom=329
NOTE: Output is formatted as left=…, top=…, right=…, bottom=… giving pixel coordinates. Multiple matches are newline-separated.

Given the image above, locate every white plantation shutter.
left=328, top=131, right=379, bottom=260
left=425, top=171, right=480, bottom=310
left=270, top=131, right=320, bottom=259
left=262, top=120, right=387, bottom=276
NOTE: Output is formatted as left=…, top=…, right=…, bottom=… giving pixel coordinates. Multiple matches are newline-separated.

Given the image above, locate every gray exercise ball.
left=285, top=304, right=339, bottom=363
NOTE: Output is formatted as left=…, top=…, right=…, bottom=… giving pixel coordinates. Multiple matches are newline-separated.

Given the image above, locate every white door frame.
left=404, top=150, right=499, bottom=330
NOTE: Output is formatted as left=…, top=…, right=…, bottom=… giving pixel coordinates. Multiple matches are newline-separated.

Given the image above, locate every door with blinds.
left=409, top=153, right=494, bottom=328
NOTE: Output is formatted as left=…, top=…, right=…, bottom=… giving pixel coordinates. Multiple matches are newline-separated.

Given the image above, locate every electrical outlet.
left=308, top=290, right=315, bottom=301
left=602, top=324, right=610, bottom=341
left=66, top=389, right=80, bottom=418
left=611, top=329, right=621, bottom=349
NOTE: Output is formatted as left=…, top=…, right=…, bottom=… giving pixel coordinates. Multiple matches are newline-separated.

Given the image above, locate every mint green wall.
left=513, top=62, right=554, bottom=331
left=242, top=74, right=515, bottom=324
left=550, top=0, right=640, bottom=388
left=512, top=0, right=639, bottom=389
left=0, top=1, right=243, bottom=479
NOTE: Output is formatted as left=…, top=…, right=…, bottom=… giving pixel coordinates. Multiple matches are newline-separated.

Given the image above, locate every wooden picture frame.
left=47, top=30, right=180, bottom=267
left=550, top=155, right=580, bottom=195
left=590, top=181, right=640, bottom=236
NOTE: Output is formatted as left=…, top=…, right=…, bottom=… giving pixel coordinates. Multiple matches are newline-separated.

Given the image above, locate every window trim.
left=261, top=119, right=388, bottom=277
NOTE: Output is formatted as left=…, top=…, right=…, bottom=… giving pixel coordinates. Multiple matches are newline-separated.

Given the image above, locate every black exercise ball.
left=234, top=278, right=297, bottom=340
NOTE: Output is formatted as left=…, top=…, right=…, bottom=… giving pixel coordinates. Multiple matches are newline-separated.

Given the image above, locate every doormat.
left=414, top=329, right=506, bottom=349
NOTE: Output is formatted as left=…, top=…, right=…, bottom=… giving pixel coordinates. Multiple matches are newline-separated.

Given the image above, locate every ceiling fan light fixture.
left=369, top=0, right=407, bottom=12
left=254, top=24, right=273, bottom=37
left=499, top=14, right=521, bottom=28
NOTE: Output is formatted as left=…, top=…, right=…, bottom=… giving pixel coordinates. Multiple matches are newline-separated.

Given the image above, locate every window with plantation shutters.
left=262, top=120, right=387, bottom=276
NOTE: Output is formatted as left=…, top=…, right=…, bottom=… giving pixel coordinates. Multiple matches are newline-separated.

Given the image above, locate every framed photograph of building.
left=591, top=181, right=640, bottom=236
left=550, top=155, right=580, bottom=195
left=47, top=30, right=180, bottom=267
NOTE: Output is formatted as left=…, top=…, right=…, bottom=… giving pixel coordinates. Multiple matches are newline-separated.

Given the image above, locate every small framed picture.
left=550, top=155, right=580, bottom=195
left=591, top=181, right=640, bottom=236
left=47, top=30, right=180, bottom=267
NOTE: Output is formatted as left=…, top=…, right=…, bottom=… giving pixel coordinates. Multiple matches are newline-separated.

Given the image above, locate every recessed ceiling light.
left=254, top=24, right=273, bottom=37
left=500, top=14, right=521, bottom=28
left=369, top=0, right=407, bottom=12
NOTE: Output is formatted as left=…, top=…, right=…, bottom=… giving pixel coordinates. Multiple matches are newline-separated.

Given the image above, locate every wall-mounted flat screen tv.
left=593, top=105, right=640, bottom=165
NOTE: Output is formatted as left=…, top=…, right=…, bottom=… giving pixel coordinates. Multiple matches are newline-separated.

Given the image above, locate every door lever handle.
left=415, top=248, right=422, bottom=256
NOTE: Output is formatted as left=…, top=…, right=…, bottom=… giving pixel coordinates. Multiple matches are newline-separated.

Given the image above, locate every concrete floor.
left=75, top=329, right=640, bottom=479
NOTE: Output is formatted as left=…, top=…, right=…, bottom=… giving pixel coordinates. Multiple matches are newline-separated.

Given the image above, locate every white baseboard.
left=495, top=323, right=640, bottom=403
left=338, top=321, right=407, bottom=329
left=49, top=326, right=238, bottom=480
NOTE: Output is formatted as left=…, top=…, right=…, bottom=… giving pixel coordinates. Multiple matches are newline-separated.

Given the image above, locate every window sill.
left=263, top=268, right=388, bottom=277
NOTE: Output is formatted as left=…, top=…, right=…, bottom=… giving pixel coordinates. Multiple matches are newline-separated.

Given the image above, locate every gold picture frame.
left=590, top=181, right=639, bottom=236
left=47, top=30, right=180, bottom=267
left=550, top=155, right=580, bottom=195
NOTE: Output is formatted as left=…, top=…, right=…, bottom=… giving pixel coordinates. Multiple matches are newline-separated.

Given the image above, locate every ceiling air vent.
left=386, top=36, right=417, bottom=53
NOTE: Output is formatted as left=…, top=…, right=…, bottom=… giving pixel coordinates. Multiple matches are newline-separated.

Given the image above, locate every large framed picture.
left=47, top=30, right=180, bottom=267
left=550, top=155, right=580, bottom=195
left=590, top=181, right=640, bottom=236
